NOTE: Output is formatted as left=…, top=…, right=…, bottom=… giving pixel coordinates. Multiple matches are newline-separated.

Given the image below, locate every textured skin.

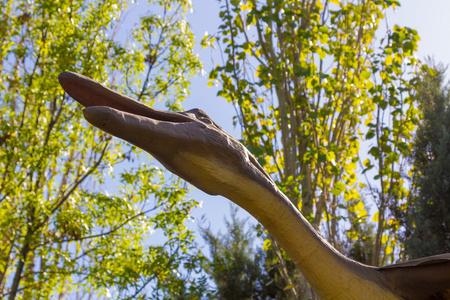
left=59, top=71, right=450, bottom=300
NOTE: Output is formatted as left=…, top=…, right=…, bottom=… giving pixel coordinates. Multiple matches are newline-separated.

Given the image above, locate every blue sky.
left=114, top=0, right=450, bottom=240
left=182, top=0, right=450, bottom=235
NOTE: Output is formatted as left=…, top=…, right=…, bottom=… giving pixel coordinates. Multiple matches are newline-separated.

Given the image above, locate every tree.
left=345, top=196, right=376, bottom=265
left=402, top=62, right=450, bottom=259
left=204, top=0, right=421, bottom=295
left=0, top=0, right=207, bottom=298
left=200, top=205, right=282, bottom=299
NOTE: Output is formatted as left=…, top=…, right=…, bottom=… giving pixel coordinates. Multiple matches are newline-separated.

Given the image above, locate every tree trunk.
left=8, top=239, right=30, bottom=300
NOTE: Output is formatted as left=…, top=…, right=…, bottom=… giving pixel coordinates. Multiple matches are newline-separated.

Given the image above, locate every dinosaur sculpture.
left=58, top=71, right=450, bottom=300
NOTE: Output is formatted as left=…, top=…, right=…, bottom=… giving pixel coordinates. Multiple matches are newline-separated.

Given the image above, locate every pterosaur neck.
left=232, top=182, right=398, bottom=300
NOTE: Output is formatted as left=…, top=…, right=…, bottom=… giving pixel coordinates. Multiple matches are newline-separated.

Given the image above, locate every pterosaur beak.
left=58, top=71, right=275, bottom=198
left=58, top=71, right=198, bottom=179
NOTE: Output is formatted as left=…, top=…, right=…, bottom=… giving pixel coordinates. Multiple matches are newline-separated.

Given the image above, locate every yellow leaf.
left=240, top=4, right=250, bottom=11
left=356, top=200, right=364, bottom=209
left=323, top=211, right=331, bottom=221
left=207, top=81, right=214, bottom=87
left=357, top=208, right=367, bottom=219
left=361, top=70, right=371, bottom=80
left=381, top=235, right=389, bottom=244
left=263, top=238, right=272, bottom=251
left=385, top=245, right=393, bottom=255
left=385, top=55, right=393, bottom=65
left=317, top=48, right=326, bottom=60
left=319, top=33, right=329, bottom=44
left=372, top=211, right=379, bottom=222
left=326, top=151, right=335, bottom=161
left=347, top=231, right=359, bottom=240
left=315, top=0, right=324, bottom=10
left=240, top=1, right=253, bottom=11
left=357, top=128, right=363, bottom=139
left=332, top=181, right=346, bottom=196
left=364, top=113, right=373, bottom=126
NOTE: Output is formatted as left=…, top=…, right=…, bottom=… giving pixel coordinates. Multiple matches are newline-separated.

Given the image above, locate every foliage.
left=345, top=197, right=376, bottom=264
left=200, top=205, right=283, bottom=299
left=0, top=0, right=206, bottom=299
left=401, top=62, right=450, bottom=259
left=204, top=0, right=421, bottom=295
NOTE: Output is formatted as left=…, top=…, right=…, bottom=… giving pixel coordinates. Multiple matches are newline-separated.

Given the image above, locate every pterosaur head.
left=58, top=72, right=275, bottom=199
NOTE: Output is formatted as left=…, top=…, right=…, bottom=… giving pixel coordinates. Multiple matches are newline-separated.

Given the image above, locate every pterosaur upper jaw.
left=58, top=71, right=192, bottom=123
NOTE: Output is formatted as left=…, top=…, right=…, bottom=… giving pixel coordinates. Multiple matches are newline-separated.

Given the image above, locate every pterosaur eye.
left=184, top=108, right=222, bottom=129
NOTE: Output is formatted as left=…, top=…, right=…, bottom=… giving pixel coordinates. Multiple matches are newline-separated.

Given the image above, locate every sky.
left=387, top=1, right=450, bottom=70
left=115, top=0, right=450, bottom=241
left=183, top=1, right=248, bottom=234
left=182, top=0, right=450, bottom=236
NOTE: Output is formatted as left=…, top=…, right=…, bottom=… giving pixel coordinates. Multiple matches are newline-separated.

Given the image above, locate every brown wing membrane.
left=379, top=254, right=450, bottom=300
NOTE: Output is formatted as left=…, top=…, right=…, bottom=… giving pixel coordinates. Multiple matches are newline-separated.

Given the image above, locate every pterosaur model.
left=59, top=71, right=450, bottom=300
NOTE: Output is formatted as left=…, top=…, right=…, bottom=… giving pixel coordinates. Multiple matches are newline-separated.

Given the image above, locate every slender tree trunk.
left=0, top=242, right=13, bottom=296
left=8, top=238, right=30, bottom=300
left=22, top=248, right=36, bottom=300
left=270, top=236, right=300, bottom=299
left=372, top=199, right=385, bottom=266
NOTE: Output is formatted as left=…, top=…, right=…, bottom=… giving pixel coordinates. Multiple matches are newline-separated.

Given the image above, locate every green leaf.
left=319, top=26, right=329, bottom=33
left=332, top=182, right=346, bottom=196
left=361, top=70, right=371, bottom=80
